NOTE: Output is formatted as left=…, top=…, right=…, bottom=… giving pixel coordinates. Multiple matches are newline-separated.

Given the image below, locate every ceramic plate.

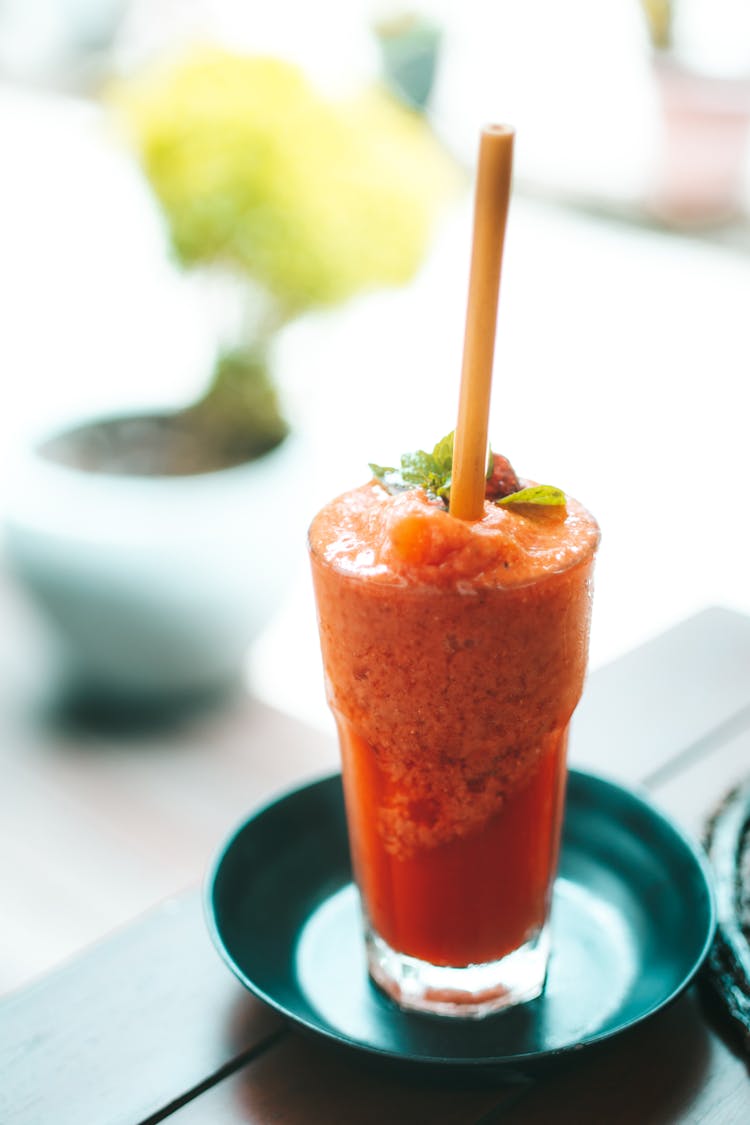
left=205, top=770, right=715, bottom=1074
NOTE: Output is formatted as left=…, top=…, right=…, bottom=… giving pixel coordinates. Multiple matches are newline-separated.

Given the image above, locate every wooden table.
left=1, top=606, right=750, bottom=1123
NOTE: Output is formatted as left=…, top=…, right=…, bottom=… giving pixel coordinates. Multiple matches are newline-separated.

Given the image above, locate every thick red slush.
left=309, top=481, right=599, bottom=1001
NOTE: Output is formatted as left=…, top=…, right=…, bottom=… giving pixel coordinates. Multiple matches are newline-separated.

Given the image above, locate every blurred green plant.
left=113, top=48, right=457, bottom=466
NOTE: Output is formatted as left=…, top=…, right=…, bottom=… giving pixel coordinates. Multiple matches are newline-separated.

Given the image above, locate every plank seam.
left=135, top=1026, right=289, bottom=1125
left=642, top=702, right=750, bottom=791
left=470, top=1077, right=535, bottom=1123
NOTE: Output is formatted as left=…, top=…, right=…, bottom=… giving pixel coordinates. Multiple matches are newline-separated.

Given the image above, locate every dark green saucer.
left=205, top=769, right=715, bottom=1074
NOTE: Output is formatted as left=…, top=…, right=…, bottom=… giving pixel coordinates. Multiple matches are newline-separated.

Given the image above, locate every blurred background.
left=1, top=0, right=750, bottom=994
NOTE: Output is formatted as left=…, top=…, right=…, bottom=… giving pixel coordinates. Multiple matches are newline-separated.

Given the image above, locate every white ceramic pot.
left=3, top=424, right=303, bottom=702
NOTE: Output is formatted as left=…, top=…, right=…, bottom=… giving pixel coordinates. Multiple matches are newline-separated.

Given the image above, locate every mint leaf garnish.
left=401, top=449, right=439, bottom=488
left=370, top=434, right=551, bottom=509
left=369, top=462, right=396, bottom=480
left=432, top=432, right=455, bottom=476
left=497, top=485, right=566, bottom=508
left=370, top=432, right=464, bottom=502
left=368, top=463, right=411, bottom=493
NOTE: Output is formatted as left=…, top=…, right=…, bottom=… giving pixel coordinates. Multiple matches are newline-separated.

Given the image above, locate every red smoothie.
left=309, top=478, right=599, bottom=1007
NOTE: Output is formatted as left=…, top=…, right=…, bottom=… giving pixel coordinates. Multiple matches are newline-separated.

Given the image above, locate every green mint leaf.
left=368, top=463, right=411, bottom=493
left=486, top=445, right=494, bottom=479
left=369, top=462, right=397, bottom=483
left=436, top=473, right=452, bottom=500
left=401, top=449, right=438, bottom=486
left=431, top=432, right=454, bottom=475
left=497, top=485, right=567, bottom=508
left=371, top=433, right=527, bottom=507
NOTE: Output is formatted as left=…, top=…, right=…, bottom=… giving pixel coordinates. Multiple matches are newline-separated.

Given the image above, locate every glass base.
left=366, top=924, right=550, bottom=1019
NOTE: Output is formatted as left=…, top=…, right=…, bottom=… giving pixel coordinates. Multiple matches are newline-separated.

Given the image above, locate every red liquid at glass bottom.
left=336, top=718, right=569, bottom=1016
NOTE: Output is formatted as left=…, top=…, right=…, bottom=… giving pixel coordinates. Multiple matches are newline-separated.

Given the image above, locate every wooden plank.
left=570, top=606, right=750, bottom=785
left=492, top=992, right=748, bottom=1125
left=2, top=607, right=750, bottom=1125
left=0, top=896, right=283, bottom=1125
left=165, top=1034, right=516, bottom=1125
left=650, top=726, right=750, bottom=840
left=0, top=621, right=339, bottom=994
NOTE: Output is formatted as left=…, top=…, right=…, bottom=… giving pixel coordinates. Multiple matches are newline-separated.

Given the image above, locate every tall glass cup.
left=309, top=483, right=599, bottom=1017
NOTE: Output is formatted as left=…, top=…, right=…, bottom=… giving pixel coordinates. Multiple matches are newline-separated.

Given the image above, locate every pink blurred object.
left=649, top=56, right=750, bottom=226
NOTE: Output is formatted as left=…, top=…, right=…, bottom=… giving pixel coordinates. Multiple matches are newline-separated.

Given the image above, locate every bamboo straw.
left=450, top=125, right=514, bottom=521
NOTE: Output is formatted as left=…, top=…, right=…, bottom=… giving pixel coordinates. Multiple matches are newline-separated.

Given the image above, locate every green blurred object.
left=113, top=48, right=457, bottom=463
left=374, top=12, right=442, bottom=110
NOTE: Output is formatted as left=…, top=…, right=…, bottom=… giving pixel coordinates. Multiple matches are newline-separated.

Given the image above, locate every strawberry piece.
left=485, top=453, right=520, bottom=500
